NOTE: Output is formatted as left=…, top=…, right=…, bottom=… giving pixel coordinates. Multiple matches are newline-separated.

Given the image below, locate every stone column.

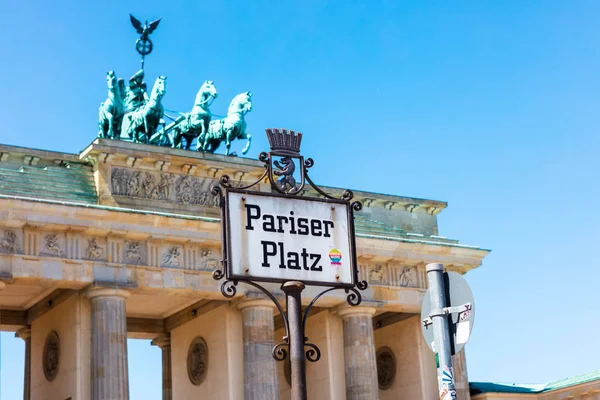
left=339, top=307, right=378, bottom=400
left=238, top=299, right=279, bottom=400
left=87, top=288, right=130, bottom=400
left=151, top=334, right=172, bottom=400
left=15, top=327, right=31, bottom=400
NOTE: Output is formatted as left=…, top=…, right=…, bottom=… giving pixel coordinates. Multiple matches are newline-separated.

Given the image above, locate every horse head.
left=150, top=76, right=167, bottom=102
left=227, top=91, right=253, bottom=116
left=106, top=71, right=118, bottom=90
left=196, top=80, right=218, bottom=106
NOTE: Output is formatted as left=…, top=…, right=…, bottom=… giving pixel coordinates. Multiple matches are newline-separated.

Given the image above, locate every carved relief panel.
left=40, top=233, right=65, bottom=257
left=111, top=168, right=220, bottom=207
left=364, top=262, right=421, bottom=288
left=122, top=240, right=147, bottom=265
left=187, top=337, right=209, bottom=385
left=0, top=229, right=22, bottom=254
left=0, top=224, right=221, bottom=273
left=84, top=237, right=107, bottom=261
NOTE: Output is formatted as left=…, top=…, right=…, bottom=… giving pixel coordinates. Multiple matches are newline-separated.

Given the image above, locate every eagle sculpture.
left=129, top=14, right=161, bottom=40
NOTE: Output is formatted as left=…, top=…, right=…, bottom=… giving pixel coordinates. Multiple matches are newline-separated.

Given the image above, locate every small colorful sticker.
left=442, top=366, right=454, bottom=383
left=329, top=249, right=342, bottom=266
left=439, top=388, right=456, bottom=400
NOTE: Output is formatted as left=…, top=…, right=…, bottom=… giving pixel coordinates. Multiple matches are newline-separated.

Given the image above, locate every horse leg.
left=98, top=116, right=106, bottom=138
left=143, top=117, right=150, bottom=143
left=172, top=130, right=181, bottom=149
left=108, top=114, right=115, bottom=139
left=242, top=133, right=252, bottom=155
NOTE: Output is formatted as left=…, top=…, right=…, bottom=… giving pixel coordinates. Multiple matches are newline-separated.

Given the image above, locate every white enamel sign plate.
left=225, top=190, right=356, bottom=286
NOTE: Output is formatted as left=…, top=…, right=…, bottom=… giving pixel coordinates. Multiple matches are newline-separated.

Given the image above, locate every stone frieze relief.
left=364, top=263, right=420, bottom=288
left=0, top=226, right=220, bottom=273
left=111, top=168, right=220, bottom=207
left=0, top=230, right=21, bottom=254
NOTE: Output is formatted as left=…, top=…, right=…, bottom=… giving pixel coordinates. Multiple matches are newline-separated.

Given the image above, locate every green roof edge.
left=470, top=370, right=600, bottom=395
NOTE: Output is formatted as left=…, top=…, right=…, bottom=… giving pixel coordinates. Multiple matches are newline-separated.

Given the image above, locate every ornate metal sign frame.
left=211, top=128, right=366, bottom=292
left=211, top=130, right=368, bottom=392
left=219, top=187, right=359, bottom=289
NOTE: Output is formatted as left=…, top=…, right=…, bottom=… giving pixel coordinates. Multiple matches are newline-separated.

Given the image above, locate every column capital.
left=15, top=327, right=31, bottom=340
left=337, top=306, right=377, bottom=318
left=151, top=334, right=171, bottom=349
left=237, top=298, right=277, bottom=311
left=86, top=287, right=131, bottom=300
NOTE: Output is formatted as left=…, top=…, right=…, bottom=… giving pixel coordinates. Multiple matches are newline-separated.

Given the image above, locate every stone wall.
left=170, top=304, right=243, bottom=400
left=374, top=315, right=438, bottom=400
left=30, top=294, right=90, bottom=400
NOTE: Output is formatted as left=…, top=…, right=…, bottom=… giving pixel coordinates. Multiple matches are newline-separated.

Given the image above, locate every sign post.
left=212, top=128, right=367, bottom=400
left=421, top=263, right=475, bottom=400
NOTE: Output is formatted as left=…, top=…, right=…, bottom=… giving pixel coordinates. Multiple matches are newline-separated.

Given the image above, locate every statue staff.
left=130, top=14, right=161, bottom=70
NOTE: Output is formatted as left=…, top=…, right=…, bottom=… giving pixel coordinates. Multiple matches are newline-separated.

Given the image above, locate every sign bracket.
left=211, top=128, right=368, bottom=400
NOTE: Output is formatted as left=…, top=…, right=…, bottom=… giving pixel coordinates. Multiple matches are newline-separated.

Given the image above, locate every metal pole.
left=281, top=281, right=307, bottom=400
left=426, top=263, right=456, bottom=400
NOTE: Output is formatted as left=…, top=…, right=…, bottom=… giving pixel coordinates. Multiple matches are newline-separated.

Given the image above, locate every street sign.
left=224, top=189, right=357, bottom=287
left=421, top=271, right=475, bottom=354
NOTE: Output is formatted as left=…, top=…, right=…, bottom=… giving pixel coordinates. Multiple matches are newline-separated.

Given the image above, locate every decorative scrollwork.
left=342, top=189, right=354, bottom=201
left=219, top=174, right=232, bottom=187
left=220, top=279, right=238, bottom=298
left=210, top=184, right=222, bottom=197
left=259, top=152, right=269, bottom=163
left=351, top=200, right=363, bottom=212
left=212, top=269, right=225, bottom=280
left=273, top=342, right=289, bottom=361
left=356, top=279, right=368, bottom=291
left=304, top=158, right=314, bottom=169
left=304, top=342, right=321, bottom=362
left=344, top=287, right=363, bottom=306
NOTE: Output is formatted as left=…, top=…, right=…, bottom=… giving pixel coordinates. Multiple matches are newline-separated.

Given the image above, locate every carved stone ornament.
left=0, top=230, right=21, bottom=254
left=111, top=168, right=220, bottom=207
left=162, top=247, right=182, bottom=268
left=187, top=337, right=208, bottom=385
left=398, top=266, right=413, bottom=287
left=43, top=331, right=60, bottom=381
left=123, top=240, right=144, bottom=265
left=85, top=238, right=104, bottom=260
left=376, top=346, right=396, bottom=390
left=41, top=234, right=64, bottom=257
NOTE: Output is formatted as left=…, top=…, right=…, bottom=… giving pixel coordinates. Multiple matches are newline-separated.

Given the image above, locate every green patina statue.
left=199, top=92, right=253, bottom=156
left=98, top=71, right=125, bottom=139
left=162, top=80, right=218, bottom=150
left=97, top=15, right=253, bottom=156
left=125, top=70, right=149, bottom=112
left=124, top=75, right=166, bottom=143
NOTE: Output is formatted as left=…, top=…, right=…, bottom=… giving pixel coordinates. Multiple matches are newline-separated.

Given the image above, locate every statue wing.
left=129, top=14, right=144, bottom=34
left=148, top=18, right=162, bottom=34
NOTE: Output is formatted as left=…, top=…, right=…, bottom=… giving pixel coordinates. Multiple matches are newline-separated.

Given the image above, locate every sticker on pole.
left=421, top=271, right=475, bottom=354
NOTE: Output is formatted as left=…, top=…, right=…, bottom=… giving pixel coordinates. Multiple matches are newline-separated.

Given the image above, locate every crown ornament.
left=266, top=128, right=303, bottom=156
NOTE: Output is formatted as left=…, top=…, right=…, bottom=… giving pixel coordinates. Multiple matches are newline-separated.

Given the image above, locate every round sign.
left=421, top=271, right=475, bottom=354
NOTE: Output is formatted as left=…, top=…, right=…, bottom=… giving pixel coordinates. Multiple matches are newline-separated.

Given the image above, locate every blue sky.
left=2, top=1, right=600, bottom=398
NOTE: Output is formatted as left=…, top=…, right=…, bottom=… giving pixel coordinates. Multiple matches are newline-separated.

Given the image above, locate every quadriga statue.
left=199, top=91, right=252, bottom=156
left=98, top=71, right=125, bottom=139
left=125, top=75, right=166, bottom=143
left=160, top=80, right=218, bottom=150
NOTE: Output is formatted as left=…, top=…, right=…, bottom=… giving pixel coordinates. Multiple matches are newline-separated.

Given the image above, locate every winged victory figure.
left=130, top=14, right=161, bottom=41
